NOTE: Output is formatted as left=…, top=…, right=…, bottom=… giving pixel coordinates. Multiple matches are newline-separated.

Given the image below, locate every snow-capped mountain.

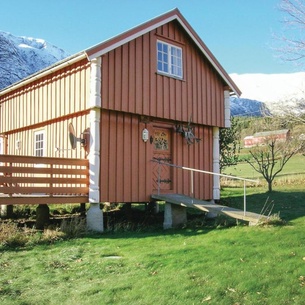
left=0, top=31, right=70, bottom=90
left=230, top=97, right=271, bottom=117
left=230, top=72, right=305, bottom=114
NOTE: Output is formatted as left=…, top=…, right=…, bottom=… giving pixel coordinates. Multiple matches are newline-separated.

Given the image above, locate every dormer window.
left=157, top=41, right=183, bottom=79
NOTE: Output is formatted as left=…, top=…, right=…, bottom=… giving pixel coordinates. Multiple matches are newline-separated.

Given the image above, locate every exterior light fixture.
left=142, top=128, right=149, bottom=142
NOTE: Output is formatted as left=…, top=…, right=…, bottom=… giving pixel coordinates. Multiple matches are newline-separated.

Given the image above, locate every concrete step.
left=152, top=193, right=267, bottom=225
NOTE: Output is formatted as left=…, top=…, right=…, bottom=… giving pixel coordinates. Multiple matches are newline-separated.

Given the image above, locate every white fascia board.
left=87, top=14, right=239, bottom=96
left=86, top=15, right=178, bottom=60
left=0, top=53, right=87, bottom=97
left=175, top=16, right=239, bottom=96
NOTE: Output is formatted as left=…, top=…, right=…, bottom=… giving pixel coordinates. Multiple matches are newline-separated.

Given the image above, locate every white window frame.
left=34, top=129, right=45, bottom=157
left=157, top=40, right=183, bottom=79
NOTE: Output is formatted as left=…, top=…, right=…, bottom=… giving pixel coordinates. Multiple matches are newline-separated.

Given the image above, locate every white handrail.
left=152, top=159, right=258, bottom=216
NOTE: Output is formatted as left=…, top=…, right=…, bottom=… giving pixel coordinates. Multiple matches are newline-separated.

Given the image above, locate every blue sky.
left=1, top=0, right=302, bottom=74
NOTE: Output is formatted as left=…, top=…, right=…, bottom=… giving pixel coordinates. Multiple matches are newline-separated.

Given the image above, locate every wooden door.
left=152, top=127, right=173, bottom=191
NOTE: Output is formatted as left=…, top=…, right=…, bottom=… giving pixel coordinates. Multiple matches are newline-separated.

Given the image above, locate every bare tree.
left=276, top=0, right=305, bottom=63
left=246, top=118, right=303, bottom=192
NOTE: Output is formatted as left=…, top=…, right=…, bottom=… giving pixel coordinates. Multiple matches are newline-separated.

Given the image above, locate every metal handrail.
left=151, top=159, right=258, bottom=216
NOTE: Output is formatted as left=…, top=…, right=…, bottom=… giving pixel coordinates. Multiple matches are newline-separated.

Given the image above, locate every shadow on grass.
left=221, top=190, right=305, bottom=222
left=4, top=189, right=305, bottom=249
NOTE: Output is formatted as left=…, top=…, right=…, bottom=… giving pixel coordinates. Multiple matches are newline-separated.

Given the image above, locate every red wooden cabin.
left=0, top=9, right=241, bottom=231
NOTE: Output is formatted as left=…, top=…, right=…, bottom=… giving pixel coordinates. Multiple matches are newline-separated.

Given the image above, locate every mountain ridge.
left=0, top=31, right=70, bottom=90
left=230, top=72, right=305, bottom=114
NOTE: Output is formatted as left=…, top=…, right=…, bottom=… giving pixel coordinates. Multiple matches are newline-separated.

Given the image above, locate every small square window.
left=157, top=41, right=183, bottom=78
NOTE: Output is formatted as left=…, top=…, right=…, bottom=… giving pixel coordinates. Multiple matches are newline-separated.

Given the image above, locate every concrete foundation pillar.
left=87, top=203, right=103, bottom=232
left=36, top=204, right=50, bottom=229
left=0, top=205, right=13, bottom=218
left=163, top=203, right=187, bottom=229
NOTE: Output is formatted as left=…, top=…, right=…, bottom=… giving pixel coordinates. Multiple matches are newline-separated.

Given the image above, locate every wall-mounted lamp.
left=142, top=128, right=149, bottom=142
left=15, top=139, right=21, bottom=150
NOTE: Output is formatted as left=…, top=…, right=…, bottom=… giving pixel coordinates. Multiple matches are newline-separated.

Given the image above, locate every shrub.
left=258, top=212, right=286, bottom=226
left=60, top=217, right=87, bottom=238
left=0, top=222, right=29, bottom=247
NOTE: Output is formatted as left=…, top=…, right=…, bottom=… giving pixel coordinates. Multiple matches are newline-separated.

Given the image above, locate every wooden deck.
left=152, top=193, right=267, bottom=225
left=0, top=154, right=89, bottom=205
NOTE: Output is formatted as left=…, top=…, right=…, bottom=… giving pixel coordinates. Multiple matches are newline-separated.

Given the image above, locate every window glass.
left=154, top=130, right=169, bottom=151
left=34, top=130, right=45, bottom=157
left=157, top=41, right=183, bottom=78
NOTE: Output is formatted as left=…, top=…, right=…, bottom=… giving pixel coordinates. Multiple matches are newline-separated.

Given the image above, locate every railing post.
left=158, top=160, right=161, bottom=195
left=190, top=170, right=194, bottom=198
left=243, top=180, right=246, bottom=216
left=150, top=159, right=256, bottom=217
left=9, top=161, right=12, bottom=197
left=50, top=163, right=53, bottom=197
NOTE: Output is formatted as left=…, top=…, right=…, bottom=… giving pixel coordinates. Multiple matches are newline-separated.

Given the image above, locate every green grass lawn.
left=2, top=191, right=305, bottom=305
left=1, top=154, right=305, bottom=304
left=224, top=153, right=305, bottom=179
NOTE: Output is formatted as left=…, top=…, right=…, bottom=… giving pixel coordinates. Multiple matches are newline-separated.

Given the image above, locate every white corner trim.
left=224, top=90, right=231, bottom=128
left=213, top=127, right=220, bottom=200
left=88, top=56, right=102, bottom=204
left=89, top=57, right=102, bottom=109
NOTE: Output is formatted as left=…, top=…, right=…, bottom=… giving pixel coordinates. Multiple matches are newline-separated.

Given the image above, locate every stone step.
left=152, top=193, right=267, bottom=225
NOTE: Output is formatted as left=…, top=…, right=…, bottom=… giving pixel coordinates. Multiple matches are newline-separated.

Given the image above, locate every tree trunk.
left=268, top=181, right=273, bottom=192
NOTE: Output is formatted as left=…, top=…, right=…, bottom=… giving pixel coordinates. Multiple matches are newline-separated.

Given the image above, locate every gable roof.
left=0, top=8, right=241, bottom=97
left=85, top=8, right=241, bottom=96
left=253, top=129, right=290, bottom=138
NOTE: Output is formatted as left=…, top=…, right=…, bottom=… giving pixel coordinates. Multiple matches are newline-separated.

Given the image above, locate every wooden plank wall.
left=172, top=125, right=213, bottom=200
left=99, top=110, right=213, bottom=203
left=99, top=110, right=151, bottom=202
left=2, top=114, right=89, bottom=159
left=0, top=59, right=91, bottom=159
left=101, top=20, right=226, bottom=127
left=0, top=59, right=91, bottom=133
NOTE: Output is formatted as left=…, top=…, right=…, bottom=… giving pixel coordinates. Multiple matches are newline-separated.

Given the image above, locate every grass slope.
left=1, top=214, right=305, bottom=304
left=1, top=154, right=305, bottom=304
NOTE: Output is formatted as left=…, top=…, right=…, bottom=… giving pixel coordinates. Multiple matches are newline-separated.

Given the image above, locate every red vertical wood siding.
left=101, top=20, right=226, bottom=127
left=0, top=59, right=90, bottom=133
left=99, top=20, right=223, bottom=202
left=172, top=124, right=213, bottom=200
left=99, top=109, right=213, bottom=202
left=100, top=110, right=151, bottom=202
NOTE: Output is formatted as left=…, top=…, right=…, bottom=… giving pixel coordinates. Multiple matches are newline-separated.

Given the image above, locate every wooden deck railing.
left=0, top=154, right=89, bottom=205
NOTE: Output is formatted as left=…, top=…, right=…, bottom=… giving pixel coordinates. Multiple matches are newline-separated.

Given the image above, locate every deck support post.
left=87, top=56, right=103, bottom=232
left=36, top=204, right=50, bottom=229
left=163, top=203, right=187, bottom=229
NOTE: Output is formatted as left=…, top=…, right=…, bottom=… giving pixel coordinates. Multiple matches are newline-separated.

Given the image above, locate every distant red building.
left=244, top=129, right=290, bottom=148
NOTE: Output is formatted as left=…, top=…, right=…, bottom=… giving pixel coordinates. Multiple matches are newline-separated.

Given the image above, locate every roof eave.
left=0, top=52, right=87, bottom=97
